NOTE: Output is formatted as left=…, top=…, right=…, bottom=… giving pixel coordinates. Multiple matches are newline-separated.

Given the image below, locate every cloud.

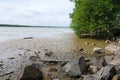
left=0, top=0, right=74, bottom=26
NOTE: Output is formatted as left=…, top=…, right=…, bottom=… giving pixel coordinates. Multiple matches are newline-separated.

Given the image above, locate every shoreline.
left=0, top=37, right=119, bottom=80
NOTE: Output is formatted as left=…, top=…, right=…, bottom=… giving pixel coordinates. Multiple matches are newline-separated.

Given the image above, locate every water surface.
left=0, top=27, right=72, bottom=42
left=0, top=27, right=108, bottom=52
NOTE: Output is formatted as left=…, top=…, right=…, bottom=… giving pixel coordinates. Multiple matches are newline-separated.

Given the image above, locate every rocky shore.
left=0, top=37, right=120, bottom=80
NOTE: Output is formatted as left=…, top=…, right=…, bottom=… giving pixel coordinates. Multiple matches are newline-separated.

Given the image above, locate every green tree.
left=70, top=0, right=120, bottom=38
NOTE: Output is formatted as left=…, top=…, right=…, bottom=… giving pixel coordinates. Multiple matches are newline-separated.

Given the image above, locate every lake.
left=0, top=27, right=108, bottom=52
left=0, top=27, right=72, bottom=42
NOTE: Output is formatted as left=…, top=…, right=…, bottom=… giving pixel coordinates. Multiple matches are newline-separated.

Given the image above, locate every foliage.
left=70, top=0, right=120, bottom=38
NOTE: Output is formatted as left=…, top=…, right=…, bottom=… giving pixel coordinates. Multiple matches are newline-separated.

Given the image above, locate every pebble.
left=0, top=63, right=3, bottom=66
left=88, top=65, right=98, bottom=74
left=118, top=41, right=120, bottom=44
left=105, top=40, right=111, bottom=43
left=85, top=42, right=89, bottom=45
left=79, top=48, right=84, bottom=51
left=8, top=57, right=15, bottom=59
left=53, top=79, right=59, bottom=80
left=92, top=43, right=96, bottom=46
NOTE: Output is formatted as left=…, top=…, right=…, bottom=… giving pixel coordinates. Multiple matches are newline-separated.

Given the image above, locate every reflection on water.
left=0, top=27, right=108, bottom=52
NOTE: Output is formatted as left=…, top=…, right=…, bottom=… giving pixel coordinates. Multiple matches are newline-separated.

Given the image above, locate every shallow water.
left=0, top=27, right=72, bottom=42
left=0, top=27, right=108, bottom=52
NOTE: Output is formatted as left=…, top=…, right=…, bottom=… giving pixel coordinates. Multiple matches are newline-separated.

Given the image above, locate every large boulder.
left=82, top=65, right=116, bottom=80
left=96, top=65, right=116, bottom=80
left=20, top=64, right=43, bottom=80
left=61, top=57, right=87, bottom=78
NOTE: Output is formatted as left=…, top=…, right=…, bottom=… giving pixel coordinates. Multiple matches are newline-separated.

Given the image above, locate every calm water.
left=0, top=27, right=73, bottom=42
left=0, top=27, right=108, bottom=52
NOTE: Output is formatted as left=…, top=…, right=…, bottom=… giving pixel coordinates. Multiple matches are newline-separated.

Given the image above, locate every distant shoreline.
left=0, top=24, right=68, bottom=28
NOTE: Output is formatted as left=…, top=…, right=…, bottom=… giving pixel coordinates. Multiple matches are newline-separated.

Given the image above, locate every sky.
left=0, top=0, right=74, bottom=27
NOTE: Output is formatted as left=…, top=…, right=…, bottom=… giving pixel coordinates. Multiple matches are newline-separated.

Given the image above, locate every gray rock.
left=61, top=57, right=87, bottom=77
left=82, top=75, right=102, bottom=80
left=104, top=55, right=120, bottom=66
left=96, top=65, right=116, bottom=80
left=90, top=57, right=103, bottom=69
left=109, top=56, right=120, bottom=66
left=105, top=44, right=120, bottom=55
left=103, top=56, right=114, bottom=65
left=93, top=47, right=102, bottom=53
left=83, top=65, right=116, bottom=80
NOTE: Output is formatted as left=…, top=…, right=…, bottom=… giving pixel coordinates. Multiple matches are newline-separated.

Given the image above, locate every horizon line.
left=0, top=24, right=69, bottom=28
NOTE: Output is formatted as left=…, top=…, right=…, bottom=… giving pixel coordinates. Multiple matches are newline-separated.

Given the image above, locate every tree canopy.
left=70, top=0, right=120, bottom=38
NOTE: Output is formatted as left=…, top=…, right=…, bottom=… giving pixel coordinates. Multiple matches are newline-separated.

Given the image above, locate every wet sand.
left=0, top=32, right=108, bottom=54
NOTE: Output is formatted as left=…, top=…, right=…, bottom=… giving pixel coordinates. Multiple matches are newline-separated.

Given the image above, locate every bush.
left=70, top=0, right=120, bottom=38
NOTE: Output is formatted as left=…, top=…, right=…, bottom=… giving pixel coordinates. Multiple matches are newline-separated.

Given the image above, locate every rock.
left=103, top=55, right=120, bottom=66
left=79, top=48, right=84, bottom=51
left=85, top=58, right=90, bottom=62
left=53, top=79, right=59, bottom=80
left=82, top=65, right=116, bottom=80
left=105, top=44, right=120, bottom=55
left=0, top=63, right=3, bottom=66
left=20, top=64, right=43, bottom=80
left=29, top=56, right=39, bottom=61
left=112, top=74, right=120, bottom=80
left=88, top=65, right=98, bottom=74
left=61, top=57, right=87, bottom=78
left=100, top=58, right=107, bottom=66
left=103, top=55, right=114, bottom=65
left=105, top=40, right=111, bottom=43
left=92, top=43, right=96, bottom=46
left=85, top=42, right=89, bottom=45
left=118, top=41, right=120, bottom=45
left=96, top=65, right=116, bottom=80
left=90, top=57, right=103, bottom=69
left=8, top=57, right=15, bottom=59
left=23, top=37, right=33, bottom=39
left=44, top=49, right=53, bottom=56
left=108, top=56, right=120, bottom=66
left=93, top=47, right=102, bottom=53
left=116, top=36, right=120, bottom=42
left=81, top=75, right=102, bottom=80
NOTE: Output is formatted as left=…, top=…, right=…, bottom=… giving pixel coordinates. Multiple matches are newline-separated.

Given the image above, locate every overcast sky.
left=0, top=0, right=74, bottom=27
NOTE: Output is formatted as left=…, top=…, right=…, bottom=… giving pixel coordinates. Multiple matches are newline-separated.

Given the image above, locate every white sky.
left=0, top=0, right=74, bottom=27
